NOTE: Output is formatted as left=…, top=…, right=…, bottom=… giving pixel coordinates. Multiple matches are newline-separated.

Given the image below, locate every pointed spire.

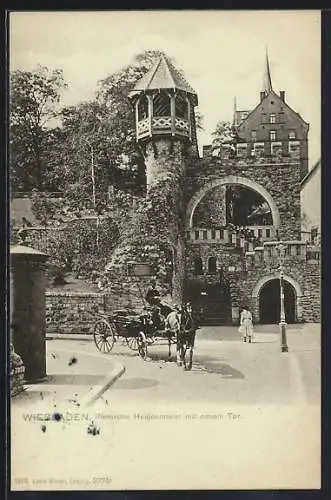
left=233, top=96, right=237, bottom=126
left=262, top=48, right=273, bottom=94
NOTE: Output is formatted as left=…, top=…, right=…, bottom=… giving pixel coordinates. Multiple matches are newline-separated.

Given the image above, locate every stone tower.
left=128, top=55, right=198, bottom=304
left=105, top=55, right=198, bottom=306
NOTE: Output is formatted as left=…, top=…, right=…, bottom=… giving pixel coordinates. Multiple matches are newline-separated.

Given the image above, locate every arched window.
left=138, top=95, right=149, bottom=121
left=175, top=94, right=188, bottom=119
left=208, top=257, right=217, bottom=274
left=153, top=91, right=171, bottom=117
left=194, top=257, right=203, bottom=275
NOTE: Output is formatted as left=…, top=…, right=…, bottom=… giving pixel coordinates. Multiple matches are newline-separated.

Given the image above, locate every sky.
left=9, top=10, right=321, bottom=167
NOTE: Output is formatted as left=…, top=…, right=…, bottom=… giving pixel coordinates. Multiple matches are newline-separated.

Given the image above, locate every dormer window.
left=270, top=114, right=276, bottom=124
left=289, top=130, right=296, bottom=140
left=251, top=130, right=257, bottom=141
left=270, top=130, right=276, bottom=141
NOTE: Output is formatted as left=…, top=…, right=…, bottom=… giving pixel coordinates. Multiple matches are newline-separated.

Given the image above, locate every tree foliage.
left=10, top=65, right=67, bottom=192
left=211, top=120, right=238, bottom=156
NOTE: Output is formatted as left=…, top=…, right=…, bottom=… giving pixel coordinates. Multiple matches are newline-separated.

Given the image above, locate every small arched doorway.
left=194, top=257, right=203, bottom=275
left=259, top=279, right=296, bottom=324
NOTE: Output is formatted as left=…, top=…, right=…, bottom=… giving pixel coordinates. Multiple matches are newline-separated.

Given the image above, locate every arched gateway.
left=186, top=175, right=281, bottom=229
left=252, top=274, right=303, bottom=323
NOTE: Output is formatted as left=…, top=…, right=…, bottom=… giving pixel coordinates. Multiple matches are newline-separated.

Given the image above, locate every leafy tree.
left=30, top=190, right=65, bottom=225
left=55, top=50, right=192, bottom=213
left=211, top=120, right=238, bottom=156
left=10, top=65, right=67, bottom=192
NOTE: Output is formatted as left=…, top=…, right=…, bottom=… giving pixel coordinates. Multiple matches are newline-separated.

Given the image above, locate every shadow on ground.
left=192, top=354, right=245, bottom=379
left=43, top=374, right=104, bottom=385
left=112, top=378, right=159, bottom=390
left=145, top=351, right=245, bottom=379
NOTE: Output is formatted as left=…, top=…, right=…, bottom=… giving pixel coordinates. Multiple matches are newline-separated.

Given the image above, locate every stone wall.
left=238, top=258, right=320, bottom=324
left=185, top=242, right=320, bottom=324
left=10, top=346, right=25, bottom=397
left=192, top=186, right=227, bottom=226
left=45, top=282, right=162, bottom=335
left=46, top=292, right=106, bottom=334
left=106, top=138, right=188, bottom=306
left=186, top=158, right=302, bottom=240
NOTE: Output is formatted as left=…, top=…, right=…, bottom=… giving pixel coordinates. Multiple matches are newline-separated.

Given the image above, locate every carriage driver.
left=145, top=279, right=161, bottom=307
left=145, top=280, right=175, bottom=330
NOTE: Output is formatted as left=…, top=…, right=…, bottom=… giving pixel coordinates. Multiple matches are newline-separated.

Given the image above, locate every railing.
left=137, top=116, right=190, bottom=139
left=186, top=226, right=276, bottom=245
left=137, top=118, right=149, bottom=136
left=245, top=241, right=320, bottom=266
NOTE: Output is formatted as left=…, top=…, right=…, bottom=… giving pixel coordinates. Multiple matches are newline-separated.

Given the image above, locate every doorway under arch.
left=259, top=279, right=296, bottom=324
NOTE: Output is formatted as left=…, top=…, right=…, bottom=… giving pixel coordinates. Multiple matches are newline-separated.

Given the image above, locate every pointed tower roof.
left=262, top=49, right=273, bottom=94
left=232, top=96, right=237, bottom=126
left=131, top=54, right=197, bottom=97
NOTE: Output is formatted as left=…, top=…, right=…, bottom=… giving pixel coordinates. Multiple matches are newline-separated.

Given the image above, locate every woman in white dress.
left=239, top=305, right=254, bottom=343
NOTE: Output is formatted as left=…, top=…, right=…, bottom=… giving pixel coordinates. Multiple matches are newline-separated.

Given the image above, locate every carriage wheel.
left=93, top=319, right=115, bottom=353
left=137, top=332, right=148, bottom=360
left=126, top=336, right=139, bottom=351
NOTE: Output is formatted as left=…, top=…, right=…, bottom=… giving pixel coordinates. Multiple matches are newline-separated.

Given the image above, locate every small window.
left=203, top=231, right=208, bottom=240
left=258, top=229, right=262, bottom=237
left=311, top=227, right=318, bottom=244
left=266, top=228, right=271, bottom=238
left=251, top=130, right=257, bottom=141
left=211, top=230, right=216, bottom=240
left=195, top=231, right=199, bottom=240
left=288, top=140, right=300, bottom=157
left=186, top=231, right=190, bottom=240
left=295, top=245, right=301, bottom=256
left=271, top=141, right=282, bottom=155
left=208, top=257, right=217, bottom=274
left=236, top=143, right=247, bottom=157
left=289, top=130, right=296, bottom=139
left=253, top=142, right=265, bottom=157
left=270, top=114, right=276, bottom=123
left=270, top=130, right=276, bottom=141
left=220, top=229, right=224, bottom=239
left=194, top=257, right=203, bottom=275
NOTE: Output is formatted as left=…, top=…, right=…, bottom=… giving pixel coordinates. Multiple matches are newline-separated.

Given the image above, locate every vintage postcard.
left=9, top=10, right=321, bottom=491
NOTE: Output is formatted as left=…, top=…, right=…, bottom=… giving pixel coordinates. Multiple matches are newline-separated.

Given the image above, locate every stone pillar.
left=10, top=245, right=49, bottom=383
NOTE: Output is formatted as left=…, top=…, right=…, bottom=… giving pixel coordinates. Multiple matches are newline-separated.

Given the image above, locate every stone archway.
left=186, top=175, right=280, bottom=228
left=252, top=273, right=303, bottom=323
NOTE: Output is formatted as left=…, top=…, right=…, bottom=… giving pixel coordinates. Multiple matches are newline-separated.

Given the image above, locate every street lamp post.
left=276, top=242, right=288, bottom=353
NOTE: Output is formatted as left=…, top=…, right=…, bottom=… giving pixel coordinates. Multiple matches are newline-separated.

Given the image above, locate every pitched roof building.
left=233, top=53, right=309, bottom=178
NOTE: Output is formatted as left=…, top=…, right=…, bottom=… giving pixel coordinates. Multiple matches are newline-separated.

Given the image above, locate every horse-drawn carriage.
left=93, top=302, right=197, bottom=370
left=93, top=262, right=198, bottom=369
